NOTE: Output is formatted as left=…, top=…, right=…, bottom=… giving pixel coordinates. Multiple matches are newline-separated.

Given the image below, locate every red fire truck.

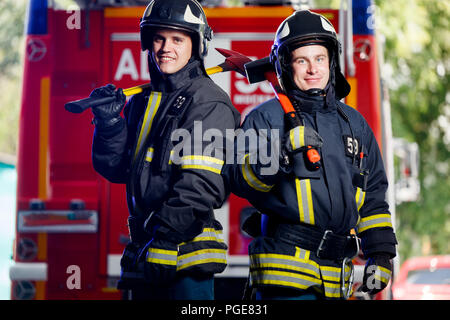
left=10, top=0, right=396, bottom=300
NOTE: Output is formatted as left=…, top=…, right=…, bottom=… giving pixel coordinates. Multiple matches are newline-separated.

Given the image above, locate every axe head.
left=244, top=56, right=275, bottom=84
left=214, top=48, right=252, bottom=77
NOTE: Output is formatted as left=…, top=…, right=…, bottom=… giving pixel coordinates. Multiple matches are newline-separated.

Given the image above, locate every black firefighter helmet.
left=140, top=0, right=213, bottom=60
left=270, top=10, right=350, bottom=99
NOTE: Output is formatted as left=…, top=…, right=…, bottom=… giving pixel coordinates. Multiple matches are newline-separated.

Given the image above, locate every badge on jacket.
left=343, top=135, right=361, bottom=158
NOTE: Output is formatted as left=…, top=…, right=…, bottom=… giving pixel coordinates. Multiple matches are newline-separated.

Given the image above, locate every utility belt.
left=273, top=223, right=360, bottom=261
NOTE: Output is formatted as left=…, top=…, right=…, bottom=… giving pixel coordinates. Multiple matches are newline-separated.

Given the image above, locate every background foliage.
left=0, top=0, right=448, bottom=262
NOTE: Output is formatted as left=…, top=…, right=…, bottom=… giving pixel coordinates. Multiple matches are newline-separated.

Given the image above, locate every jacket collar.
left=150, top=58, right=206, bottom=93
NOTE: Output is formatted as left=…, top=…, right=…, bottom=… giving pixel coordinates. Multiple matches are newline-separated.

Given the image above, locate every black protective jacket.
left=92, top=59, right=240, bottom=286
left=223, top=90, right=397, bottom=298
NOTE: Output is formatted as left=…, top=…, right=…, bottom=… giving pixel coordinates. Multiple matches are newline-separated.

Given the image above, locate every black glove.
left=90, top=84, right=126, bottom=129
left=360, top=253, right=393, bottom=295
left=283, top=125, right=323, bottom=154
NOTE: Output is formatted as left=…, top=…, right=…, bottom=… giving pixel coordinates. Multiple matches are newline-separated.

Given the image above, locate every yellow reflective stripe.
left=177, top=249, right=227, bottom=271
left=242, top=153, right=273, bottom=192
left=147, top=247, right=177, bottom=256
left=295, top=179, right=315, bottom=225
left=180, top=155, right=224, bottom=174
left=146, top=258, right=177, bottom=265
left=168, top=150, right=174, bottom=164
left=134, top=91, right=162, bottom=160
left=355, top=187, right=366, bottom=211
left=357, top=213, right=393, bottom=233
left=289, top=126, right=305, bottom=150
left=250, top=253, right=320, bottom=278
left=251, top=269, right=322, bottom=289
left=145, top=147, right=154, bottom=162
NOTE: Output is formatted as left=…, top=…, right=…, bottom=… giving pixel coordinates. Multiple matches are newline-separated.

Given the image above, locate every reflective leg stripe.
left=356, top=213, right=393, bottom=233
left=146, top=247, right=178, bottom=266
left=289, top=126, right=305, bottom=150
left=355, top=187, right=366, bottom=211
left=250, top=269, right=322, bottom=290
left=250, top=253, right=321, bottom=279
left=134, top=91, right=162, bottom=160
left=180, top=155, right=224, bottom=174
left=145, top=147, right=154, bottom=162
left=295, top=179, right=315, bottom=225
left=242, top=153, right=273, bottom=192
left=177, top=249, right=227, bottom=271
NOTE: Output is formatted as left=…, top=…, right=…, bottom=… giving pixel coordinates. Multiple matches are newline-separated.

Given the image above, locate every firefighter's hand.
left=360, top=253, right=392, bottom=295
left=284, top=125, right=323, bottom=154
left=90, top=84, right=126, bottom=128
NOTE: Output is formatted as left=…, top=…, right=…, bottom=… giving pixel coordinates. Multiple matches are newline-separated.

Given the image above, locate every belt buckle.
left=316, top=229, right=332, bottom=258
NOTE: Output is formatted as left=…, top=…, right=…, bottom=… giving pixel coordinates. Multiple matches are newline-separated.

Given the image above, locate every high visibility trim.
left=177, top=249, right=227, bottom=271
left=250, top=253, right=320, bottom=279
left=289, top=126, right=305, bottom=150
left=134, top=91, right=162, bottom=161
left=147, top=247, right=178, bottom=266
left=250, top=269, right=322, bottom=290
left=242, top=153, right=273, bottom=192
left=295, top=247, right=310, bottom=260
left=180, top=155, right=224, bottom=174
left=145, top=147, right=154, bottom=162
left=355, top=187, right=366, bottom=211
left=356, top=213, right=392, bottom=233
left=295, top=179, right=315, bottom=225
left=179, top=228, right=225, bottom=245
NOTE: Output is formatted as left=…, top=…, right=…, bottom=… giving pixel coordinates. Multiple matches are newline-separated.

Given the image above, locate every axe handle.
left=65, top=65, right=224, bottom=114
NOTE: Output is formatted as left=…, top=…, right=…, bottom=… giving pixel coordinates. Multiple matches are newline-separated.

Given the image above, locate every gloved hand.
left=284, top=125, right=323, bottom=154
left=143, top=238, right=179, bottom=285
left=90, top=83, right=126, bottom=128
left=360, top=253, right=393, bottom=295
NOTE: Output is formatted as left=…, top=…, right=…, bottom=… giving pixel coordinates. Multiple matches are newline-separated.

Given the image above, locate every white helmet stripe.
left=184, top=4, right=205, bottom=25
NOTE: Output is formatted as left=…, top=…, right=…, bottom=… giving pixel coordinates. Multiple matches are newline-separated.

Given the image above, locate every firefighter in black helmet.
left=90, top=0, right=240, bottom=300
left=224, top=10, right=397, bottom=299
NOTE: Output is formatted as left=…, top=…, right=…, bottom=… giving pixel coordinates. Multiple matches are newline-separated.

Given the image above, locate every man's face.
left=290, top=44, right=330, bottom=91
left=152, top=28, right=193, bottom=75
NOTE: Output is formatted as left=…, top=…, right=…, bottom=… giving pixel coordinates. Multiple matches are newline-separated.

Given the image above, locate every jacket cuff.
left=360, top=227, right=398, bottom=259
left=93, top=117, right=125, bottom=137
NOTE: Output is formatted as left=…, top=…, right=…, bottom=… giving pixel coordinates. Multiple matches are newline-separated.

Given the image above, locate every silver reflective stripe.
left=289, top=126, right=305, bottom=150
left=250, top=254, right=320, bottom=279
left=147, top=247, right=177, bottom=266
left=177, top=249, right=227, bottom=271
left=145, top=147, right=154, bottom=162
left=356, top=214, right=393, bottom=233
left=180, top=155, right=224, bottom=174
left=242, top=153, right=273, bottom=192
left=295, top=179, right=315, bottom=225
left=355, top=187, right=366, bottom=211
left=134, top=91, right=162, bottom=160
left=251, top=269, right=322, bottom=290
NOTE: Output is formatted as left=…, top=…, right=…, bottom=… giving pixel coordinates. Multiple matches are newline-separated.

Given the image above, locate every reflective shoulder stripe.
left=134, top=91, right=162, bottom=161
left=242, top=153, right=273, bottom=192
left=180, top=155, right=224, bottom=174
left=356, top=213, right=393, bottom=233
left=289, top=126, right=305, bottom=150
left=295, top=178, right=315, bottom=225
left=355, top=187, right=366, bottom=211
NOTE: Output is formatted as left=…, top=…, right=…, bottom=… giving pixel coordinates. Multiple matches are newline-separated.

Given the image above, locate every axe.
left=65, top=48, right=251, bottom=114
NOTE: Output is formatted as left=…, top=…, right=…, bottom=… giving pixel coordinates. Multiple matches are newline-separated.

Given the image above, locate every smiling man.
left=224, top=10, right=397, bottom=300
left=88, top=0, right=240, bottom=300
